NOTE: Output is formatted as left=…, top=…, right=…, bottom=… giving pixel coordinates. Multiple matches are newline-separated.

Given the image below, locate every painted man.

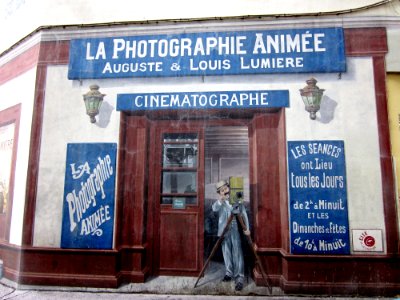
left=212, top=180, right=250, bottom=291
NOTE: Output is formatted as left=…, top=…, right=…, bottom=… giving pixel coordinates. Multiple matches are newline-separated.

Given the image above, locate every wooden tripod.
left=194, top=209, right=272, bottom=294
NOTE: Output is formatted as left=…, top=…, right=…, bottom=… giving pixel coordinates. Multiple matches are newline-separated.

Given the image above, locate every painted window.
left=161, top=133, right=198, bottom=205
left=0, top=104, right=20, bottom=241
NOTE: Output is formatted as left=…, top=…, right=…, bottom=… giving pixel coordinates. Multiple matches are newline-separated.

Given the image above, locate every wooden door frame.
left=148, top=117, right=260, bottom=276
left=150, top=120, right=205, bottom=276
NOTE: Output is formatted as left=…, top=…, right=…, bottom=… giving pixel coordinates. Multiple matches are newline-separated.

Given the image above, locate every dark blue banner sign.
left=68, top=27, right=345, bottom=79
left=117, top=90, right=289, bottom=111
left=287, top=140, right=350, bottom=254
left=61, top=143, right=117, bottom=249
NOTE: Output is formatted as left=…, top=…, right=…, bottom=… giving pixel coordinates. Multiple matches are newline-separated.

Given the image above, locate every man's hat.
left=215, top=180, right=228, bottom=192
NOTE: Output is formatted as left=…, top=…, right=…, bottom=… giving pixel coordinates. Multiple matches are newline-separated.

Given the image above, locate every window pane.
left=162, top=171, right=197, bottom=193
left=163, top=144, right=197, bottom=167
left=163, top=133, right=198, bottom=142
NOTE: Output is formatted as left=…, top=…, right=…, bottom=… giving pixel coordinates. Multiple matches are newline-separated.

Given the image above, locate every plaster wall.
left=0, top=67, right=36, bottom=245
left=33, top=66, right=120, bottom=247
left=34, top=57, right=384, bottom=252
left=387, top=27, right=400, bottom=71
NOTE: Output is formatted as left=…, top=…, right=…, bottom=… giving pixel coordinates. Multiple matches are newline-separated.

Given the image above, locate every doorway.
left=151, top=121, right=252, bottom=276
left=152, top=121, right=205, bottom=276
left=203, top=126, right=252, bottom=272
left=118, top=111, right=286, bottom=284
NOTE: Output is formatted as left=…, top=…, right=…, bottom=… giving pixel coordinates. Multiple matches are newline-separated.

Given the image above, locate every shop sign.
left=172, top=198, right=186, bottom=209
left=61, top=143, right=117, bottom=249
left=117, top=90, right=289, bottom=111
left=287, top=140, right=350, bottom=254
left=68, top=27, right=345, bottom=79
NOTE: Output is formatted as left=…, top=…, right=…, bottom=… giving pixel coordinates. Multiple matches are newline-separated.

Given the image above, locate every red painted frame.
left=150, top=121, right=205, bottom=276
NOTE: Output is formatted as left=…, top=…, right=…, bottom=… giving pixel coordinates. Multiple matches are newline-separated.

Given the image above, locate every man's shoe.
left=222, top=275, right=232, bottom=282
left=235, top=282, right=243, bottom=291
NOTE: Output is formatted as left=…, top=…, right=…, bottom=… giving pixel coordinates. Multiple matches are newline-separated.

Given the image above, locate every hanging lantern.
left=299, top=78, right=325, bottom=120
left=83, top=84, right=105, bottom=123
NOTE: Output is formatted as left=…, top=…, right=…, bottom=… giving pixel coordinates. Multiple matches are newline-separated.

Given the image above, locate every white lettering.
left=66, top=155, right=114, bottom=233
left=253, top=33, right=266, bottom=54
left=129, top=92, right=275, bottom=110
left=96, top=42, right=106, bottom=59
left=86, top=43, right=94, bottom=60
left=112, top=38, right=125, bottom=59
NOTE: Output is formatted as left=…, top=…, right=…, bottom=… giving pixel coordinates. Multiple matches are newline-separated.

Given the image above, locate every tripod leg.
left=194, top=214, right=235, bottom=288
left=236, top=214, right=272, bottom=294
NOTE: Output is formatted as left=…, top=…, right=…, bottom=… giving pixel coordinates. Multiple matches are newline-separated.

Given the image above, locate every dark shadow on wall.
left=318, top=96, right=338, bottom=124
left=96, top=101, right=114, bottom=128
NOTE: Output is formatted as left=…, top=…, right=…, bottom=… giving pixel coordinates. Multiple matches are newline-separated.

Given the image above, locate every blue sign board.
left=61, top=143, right=117, bottom=249
left=117, top=90, right=289, bottom=112
left=68, top=27, right=346, bottom=79
left=287, top=141, right=350, bottom=254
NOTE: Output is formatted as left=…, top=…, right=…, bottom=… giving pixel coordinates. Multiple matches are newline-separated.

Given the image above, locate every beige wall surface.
left=387, top=73, right=400, bottom=236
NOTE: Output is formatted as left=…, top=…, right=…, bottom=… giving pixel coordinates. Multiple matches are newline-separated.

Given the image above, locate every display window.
left=161, top=133, right=199, bottom=205
left=0, top=104, right=20, bottom=241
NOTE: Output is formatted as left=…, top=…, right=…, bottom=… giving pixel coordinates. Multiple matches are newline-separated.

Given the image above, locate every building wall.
left=33, top=57, right=385, bottom=252
left=0, top=20, right=396, bottom=295
left=0, top=67, right=36, bottom=245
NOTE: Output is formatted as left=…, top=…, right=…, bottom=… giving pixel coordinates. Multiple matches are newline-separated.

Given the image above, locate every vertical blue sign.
left=61, top=143, right=117, bottom=249
left=287, top=141, right=350, bottom=254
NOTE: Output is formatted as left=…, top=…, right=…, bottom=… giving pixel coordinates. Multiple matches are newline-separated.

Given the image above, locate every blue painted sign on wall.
left=61, top=143, right=117, bottom=249
left=117, top=90, right=289, bottom=111
left=68, top=27, right=345, bottom=79
left=287, top=141, right=350, bottom=254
